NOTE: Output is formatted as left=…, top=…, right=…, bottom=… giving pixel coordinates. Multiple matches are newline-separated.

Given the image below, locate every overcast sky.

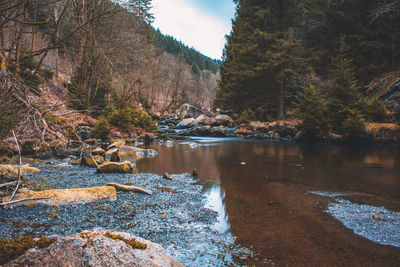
left=151, top=0, right=236, bottom=59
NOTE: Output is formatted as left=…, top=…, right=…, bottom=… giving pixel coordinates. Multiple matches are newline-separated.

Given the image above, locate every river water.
left=138, top=138, right=400, bottom=266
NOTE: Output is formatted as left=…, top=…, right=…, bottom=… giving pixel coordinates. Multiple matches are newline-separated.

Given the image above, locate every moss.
left=45, top=210, right=59, bottom=219
left=80, top=232, right=147, bottom=250
left=104, top=233, right=147, bottom=250
left=0, top=236, right=55, bottom=265
left=123, top=204, right=133, bottom=210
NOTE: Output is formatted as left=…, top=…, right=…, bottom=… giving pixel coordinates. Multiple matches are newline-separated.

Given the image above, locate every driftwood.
left=0, top=197, right=51, bottom=207
left=9, top=131, right=22, bottom=201
left=90, top=154, right=99, bottom=168
left=106, top=183, right=153, bottom=195
left=163, top=172, right=172, bottom=180
left=0, top=181, right=17, bottom=189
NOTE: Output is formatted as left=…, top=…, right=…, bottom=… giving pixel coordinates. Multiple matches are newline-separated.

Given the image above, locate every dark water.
left=138, top=138, right=400, bottom=266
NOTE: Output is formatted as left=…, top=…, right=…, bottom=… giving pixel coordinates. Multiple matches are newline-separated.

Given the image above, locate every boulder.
left=177, top=118, right=196, bottom=128
left=215, top=115, right=234, bottom=127
left=111, top=146, right=137, bottom=162
left=176, top=103, right=213, bottom=120
left=133, top=147, right=158, bottom=160
left=1, top=186, right=116, bottom=206
left=92, top=147, right=105, bottom=156
left=0, top=164, right=41, bottom=183
left=107, top=140, right=126, bottom=150
left=81, top=155, right=105, bottom=167
left=111, top=146, right=158, bottom=161
left=97, top=161, right=134, bottom=174
left=4, top=229, right=183, bottom=267
left=194, top=115, right=216, bottom=125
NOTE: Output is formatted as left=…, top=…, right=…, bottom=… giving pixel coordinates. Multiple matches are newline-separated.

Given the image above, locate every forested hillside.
left=153, top=30, right=220, bottom=74
left=0, top=0, right=219, bottom=145
left=215, top=0, right=400, bottom=138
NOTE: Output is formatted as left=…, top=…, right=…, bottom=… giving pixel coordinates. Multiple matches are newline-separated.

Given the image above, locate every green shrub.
left=93, top=117, right=111, bottom=140
left=109, top=105, right=156, bottom=132
left=40, top=67, right=54, bottom=80
left=342, top=111, right=365, bottom=139
left=363, top=97, right=387, bottom=122
left=295, top=85, right=329, bottom=138
left=237, top=109, right=255, bottom=124
left=0, top=95, right=22, bottom=139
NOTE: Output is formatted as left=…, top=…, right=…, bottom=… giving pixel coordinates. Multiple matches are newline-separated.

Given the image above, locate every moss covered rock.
left=81, top=155, right=105, bottom=167
left=0, top=164, right=41, bottom=183
left=1, top=186, right=116, bottom=206
left=97, top=161, right=134, bottom=174
left=4, top=230, right=183, bottom=267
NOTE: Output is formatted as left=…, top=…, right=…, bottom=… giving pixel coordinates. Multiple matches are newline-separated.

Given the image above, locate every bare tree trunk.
left=279, top=80, right=285, bottom=120
left=31, top=0, right=37, bottom=52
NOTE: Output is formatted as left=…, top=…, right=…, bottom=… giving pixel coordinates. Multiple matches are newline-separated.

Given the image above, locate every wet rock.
left=84, top=138, right=98, bottom=145
left=194, top=115, right=216, bottom=126
left=75, top=125, right=93, bottom=140
left=54, top=147, right=90, bottom=158
left=0, top=164, right=41, bottom=183
left=215, top=115, right=234, bottom=127
left=1, top=186, right=117, bottom=206
left=92, top=147, right=105, bottom=156
left=176, top=103, right=213, bottom=120
left=4, top=229, right=183, bottom=267
left=133, top=147, right=158, bottom=160
left=97, top=161, right=134, bottom=174
left=70, top=159, right=81, bottom=166
left=163, top=172, right=173, bottom=180
left=193, top=126, right=212, bottom=136
left=81, top=155, right=105, bottom=167
left=111, top=146, right=137, bottom=162
left=177, top=118, right=196, bottom=128
left=107, top=140, right=126, bottom=150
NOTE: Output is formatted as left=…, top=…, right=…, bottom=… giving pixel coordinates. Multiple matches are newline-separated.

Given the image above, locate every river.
left=138, top=138, right=400, bottom=266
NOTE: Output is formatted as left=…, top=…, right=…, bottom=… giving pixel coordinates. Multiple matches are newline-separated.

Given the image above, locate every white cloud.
left=151, top=0, right=231, bottom=59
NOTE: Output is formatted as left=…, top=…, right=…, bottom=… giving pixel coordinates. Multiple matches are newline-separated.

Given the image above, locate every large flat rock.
left=4, top=229, right=183, bottom=267
left=2, top=186, right=117, bottom=206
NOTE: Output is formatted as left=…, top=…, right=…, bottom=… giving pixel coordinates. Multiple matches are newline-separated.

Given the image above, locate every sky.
left=151, top=0, right=236, bottom=60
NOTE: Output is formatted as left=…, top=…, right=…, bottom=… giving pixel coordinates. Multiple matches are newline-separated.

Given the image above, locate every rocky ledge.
left=3, top=229, right=183, bottom=267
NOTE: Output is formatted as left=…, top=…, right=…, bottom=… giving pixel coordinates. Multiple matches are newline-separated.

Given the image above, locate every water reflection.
left=204, top=185, right=230, bottom=233
left=137, top=140, right=400, bottom=265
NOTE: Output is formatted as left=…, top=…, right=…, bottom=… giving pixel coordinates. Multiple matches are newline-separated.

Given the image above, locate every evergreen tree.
left=295, top=84, right=328, bottom=139
left=216, top=0, right=307, bottom=119
left=326, top=39, right=364, bottom=133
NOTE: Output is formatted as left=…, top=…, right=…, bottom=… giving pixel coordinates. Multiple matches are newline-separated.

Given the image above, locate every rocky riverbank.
left=0, top=156, right=247, bottom=266
left=156, top=104, right=400, bottom=144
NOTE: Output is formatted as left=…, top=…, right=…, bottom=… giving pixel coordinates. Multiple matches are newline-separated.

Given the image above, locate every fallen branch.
left=106, top=183, right=152, bottom=195
left=90, top=154, right=99, bottom=168
left=9, top=131, right=22, bottom=201
left=0, top=197, right=51, bottom=207
left=0, top=181, right=17, bottom=189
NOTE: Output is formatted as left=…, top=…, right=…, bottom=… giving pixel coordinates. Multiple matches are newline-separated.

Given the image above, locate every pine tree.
left=326, top=39, right=365, bottom=135
left=216, top=0, right=307, bottom=119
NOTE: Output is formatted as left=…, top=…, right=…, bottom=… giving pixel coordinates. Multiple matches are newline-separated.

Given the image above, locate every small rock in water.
left=189, top=143, right=198, bottom=148
left=163, top=172, right=173, bottom=180
left=192, top=169, right=198, bottom=178
left=372, top=214, right=383, bottom=220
